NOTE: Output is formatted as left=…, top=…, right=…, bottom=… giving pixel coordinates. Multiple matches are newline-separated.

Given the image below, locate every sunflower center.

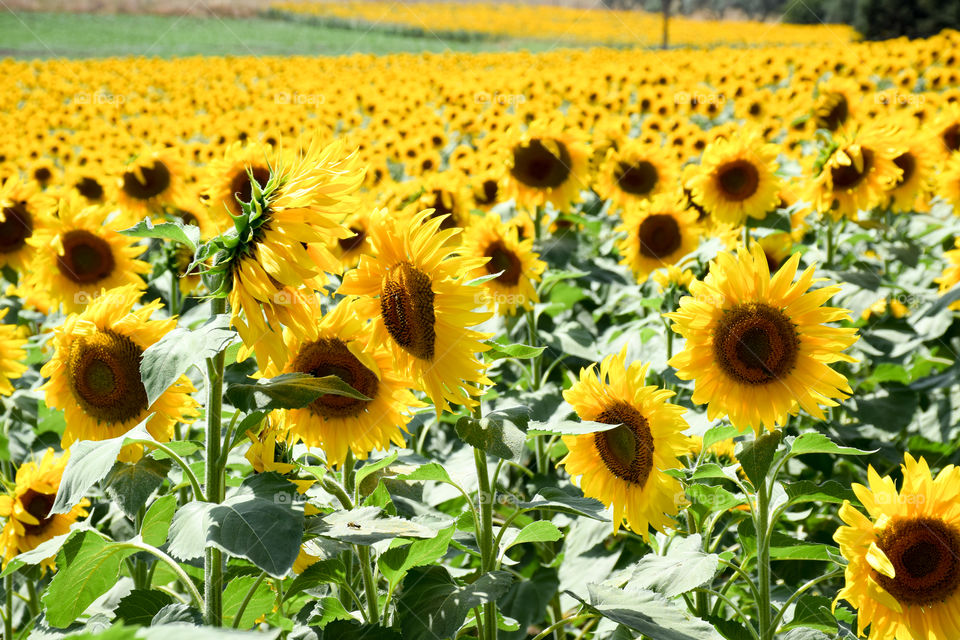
left=122, top=160, right=171, bottom=201
left=511, top=138, right=572, bottom=189
left=593, top=402, right=655, bottom=487
left=484, top=241, right=522, bottom=286
left=75, top=177, right=104, bottom=201
left=427, top=190, right=458, bottom=231
left=230, top=165, right=271, bottom=209
left=816, top=92, right=849, bottom=131
left=893, top=152, right=915, bottom=188
left=476, top=179, right=499, bottom=205
left=830, top=148, right=874, bottom=190
left=0, top=202, right=33, bottom=254
left=338, top=226, right=366, bottom=253
left=34, top=167, right=52, bottom=184
left=67, top=329, right=148, bottom=424
left=875, top=517, right=960, bottom=606
left=291, top=338, right=378, bottom=420
left=638, top=214, right=682, bottom=259
left=943, top=124, right=960, bottom=153
left=716, top=160, right=760, bottom=201
left=57, top=229, right=116, bottom=285
left=615, top=160, right=659, bottom=196
left=20, top=489, right=56, bottom=536
left=714, top=302, right=799, bottom=385
left=380, top=261, right=436, bottom=360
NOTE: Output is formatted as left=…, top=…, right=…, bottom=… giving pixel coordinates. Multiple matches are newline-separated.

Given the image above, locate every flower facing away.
left=666, top=244, right=858, bottom=434
left=560, top=346, right=690, bottom=539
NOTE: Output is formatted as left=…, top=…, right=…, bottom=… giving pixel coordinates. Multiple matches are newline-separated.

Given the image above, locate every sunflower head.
left=835, top=454, right=960, bottom=640
left=115, top=148, right=185, bottom=218
left=504, top=122, right=589, bottom=211
left=0, top=449, right=89, bottom=570
left=666, top=244, right=858, bottom=433
left=616, top=193, right=701, bottom=283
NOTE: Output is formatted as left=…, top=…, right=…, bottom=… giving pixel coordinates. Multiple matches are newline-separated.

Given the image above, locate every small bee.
left=347, top=522, right=362, bottom=529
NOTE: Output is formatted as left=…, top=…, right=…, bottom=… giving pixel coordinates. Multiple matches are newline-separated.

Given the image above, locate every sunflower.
left=338, top=209, right=492, bottom=412
left=938, top=154, right=960, bottom=212
left=469, top=170, right=506, bottom=211
left=812, top=78, right=861, bottom=133
left=616, top=194, right=700, bottom=283
left=885, top=128, right=936, bottom=213
left=0, top=449, right=89, bottom=570
left=215, top=138, right=364, bottom=370
left=0, top=176, right=54, bottom=274
left=245, top=417, right=295, bottom=475
left=652, top=265, right=695, bottom=294
left=460, top=213, right=545, bottom=315
left=199, top=141, right=275, bottom=231
left=23, top=197, right=150, bottom=314
left=665, top=245, right=859, bottom=434
left=932, top=106, right=960, bottom=160
left=597, top=140, right=677, bottom=211
left=559, top=346, right=690, bottom=539
left=267, top=297, right=421, bottom=468
left=810, top=127, right=903, bottom=221
left=686, top=129, right=782, bottom=226
left=504, top=123, right=589, bottom=212
left=756, top=232, right=793, bottom=273
left=834, top=454, right=960, bottom=640
left=40, top=285, right=199, bottom=460
left=331, top=208, right=375, bottom=270
left=0, top=308, right=27, bottom=396
left=115, top=148, right=186, bottom=218
left=935, top=237, right=960, bottom=310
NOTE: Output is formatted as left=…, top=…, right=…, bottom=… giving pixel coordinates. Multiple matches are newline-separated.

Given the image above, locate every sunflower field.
left=3, top=9, right=960, bottom=640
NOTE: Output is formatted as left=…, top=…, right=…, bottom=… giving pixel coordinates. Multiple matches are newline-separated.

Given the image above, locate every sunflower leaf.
left=120, top=217, right=200, bottom=252
left=140, top=314, right=236, bottom=406
left=104, top=456, right=172, bottom=520
left=226, top=372, right=370, bottom=413
left=115, top=589, right=175, bottom=626
left=737, top=430, right=784, bottom=487
left=141, top=494, right=178, bottom=547
left=622, top=534, right=719, bottom=598
left=485, top=341, right=546, bottom=361
left=515, top=486, right=609, bottom=521
left=785, top=433, right=876, bottom=458
left=455, top=414, right=526, bottom=461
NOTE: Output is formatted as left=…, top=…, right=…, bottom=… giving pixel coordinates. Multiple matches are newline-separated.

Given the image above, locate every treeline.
left=601, top=0, right=960, bottom=40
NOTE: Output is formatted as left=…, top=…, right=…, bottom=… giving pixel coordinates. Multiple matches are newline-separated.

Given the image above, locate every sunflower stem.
left=526, top=309, right=547, bottom=474
left=203, top=295, right=228, bottom=627
left=755, top=474, right=773, bottom=640
left=825, top=216, right=835, bottom=268
left=232, top=571, right=267, bottom=629
left=743, top=223, right=751, bottom=250
left=473, top=403, right=498, bottom=640
left=357, top=546, right=380, bottom=625
left=3, top=574, right=12, bottom=640
left=169, top=269, right=181, bottom=318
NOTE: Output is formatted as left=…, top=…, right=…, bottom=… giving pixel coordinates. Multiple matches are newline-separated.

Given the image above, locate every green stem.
left=169, top=269, right=182, bottom=318
left=132, top=439, right=205, bottom=501
left=526, top=310, right=547, bottom=475
left=204, top=295, right=228, bottom=626
left=530, top=615, right=595, bottom=640
left=549, top=595, right=566, bottom=640
left=693, top=589, right=760, bottom=640
left=743, top=223, right=751, bottom=250
left=232, top=572, right=267, bottom=629
left=684, top=513, right=708, bottom=617
left=124, top=541, right=205, bottom=610
left=825, top=216, right=835, bottom=268
left=4, top=574, right=13, bottom=640
left=769, top=569, right=842, bottom=633
left=755, top=477, right=772, bottom=640
left=473, top=407, right=498, bottom=640
left=357, top=546, right=380, bottom=624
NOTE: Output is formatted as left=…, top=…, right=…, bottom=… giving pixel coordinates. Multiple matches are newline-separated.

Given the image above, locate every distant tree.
left=855, top=0, right=960, bottom=40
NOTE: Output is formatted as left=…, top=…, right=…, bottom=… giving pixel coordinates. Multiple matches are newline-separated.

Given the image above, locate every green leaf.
left=0, top=524, right=88, bottom=576
left=42, top=531, right=137, bottom=628
left=52, top=421, right=153, bottom=515
left=502, top=521, right=562, bottom=553
left=485, top=341, right=546, bottom=361
left=781, top=595, right=838, bottom=634
left=141, top=494, right=177, bottom=547
left=397, top=462, right=453, bottom=484
left=115, top=590, right=174, bottom=626
left=355, top=451, right=399, bottom=488
left=104, top=457, right=172, bottom=520
left=120, top=217, right=200, bottom=252
left=208, top=492, right=304, bottom=578
left=624, top=535, right=719, bottom=598
left=314, top=507, right=437, bottom=545
left=499, top=567, right=559, bottom=640
left=455, top=414, right=526, bottom=461
left=787, top=433, right=875, bottom=458
left=395, top=566, right=513, bottom=640
left=379, top=525, right=455, bottom=587
left=167, top=501, right=217, bottom=561
left=568, top=584, right=722, bottom=640
left=306, top=596, right=354, bottom=629
left=226, top=372, right=370, bottom=413
left=149, top=440, right=201, bottom=461
left=527, top=419, right=620, bottom=436
left=783, top=480, right=856, bottom=506
left=738, top=430, right=784, bottom=487
left=702, top=425, right=740, bottom=451
left=140, top=315, right=236, bottom=406
left=223, top=576, right=275, bottom=629
left=687, top=484, right=745, bottom=515
left=151, top=604, right=203, bottom=626
left=283, top=558, right=345, bottom=602
left=516, top=486, right=610, bottom=521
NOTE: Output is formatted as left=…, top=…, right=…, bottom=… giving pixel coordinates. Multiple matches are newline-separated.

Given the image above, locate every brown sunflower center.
left=638, top=214, right=682, bottom=259
left=57, top=229, right=116, bottom=285
left=67, top=329, right=148, bottom=424
left=380, top=261, right=436, bottom=361
left=34, top=167, right=52, bottom=184
left=426, top=190, right=458, bottom=231
left=75, top=177, right=104, bottom=201
left=593, top=402, right=655, bottom=487
left=716, top=160, right=760, bottom=202
left=484, top=241, right=522, bottom=286
left=942, top=124, right=960, bottom=153
left=893, top=152, right=916, bottom=188
left=615, top=160, right=659, bottom=196
left=338, top=226, right=366, bottom=253
left=122, top=160, right=171, bottom=201
left=230, top=165, right=271, bottom=210
left=291, top=338, right=378, bottom=419
left=0, top=202, right=33, bottom=254
left=714, top=302, right=799, bottom=385
left=475, top=179, right=499, bottom=205
left=875, top=517, right=960, bottom=607
left=815, top=92, right=849, bottom=131
left=830, top=148, right=874, bottom=191
left=20, top=489, right=56, bottom=536
left=511, top=138, right=572, bottom=189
